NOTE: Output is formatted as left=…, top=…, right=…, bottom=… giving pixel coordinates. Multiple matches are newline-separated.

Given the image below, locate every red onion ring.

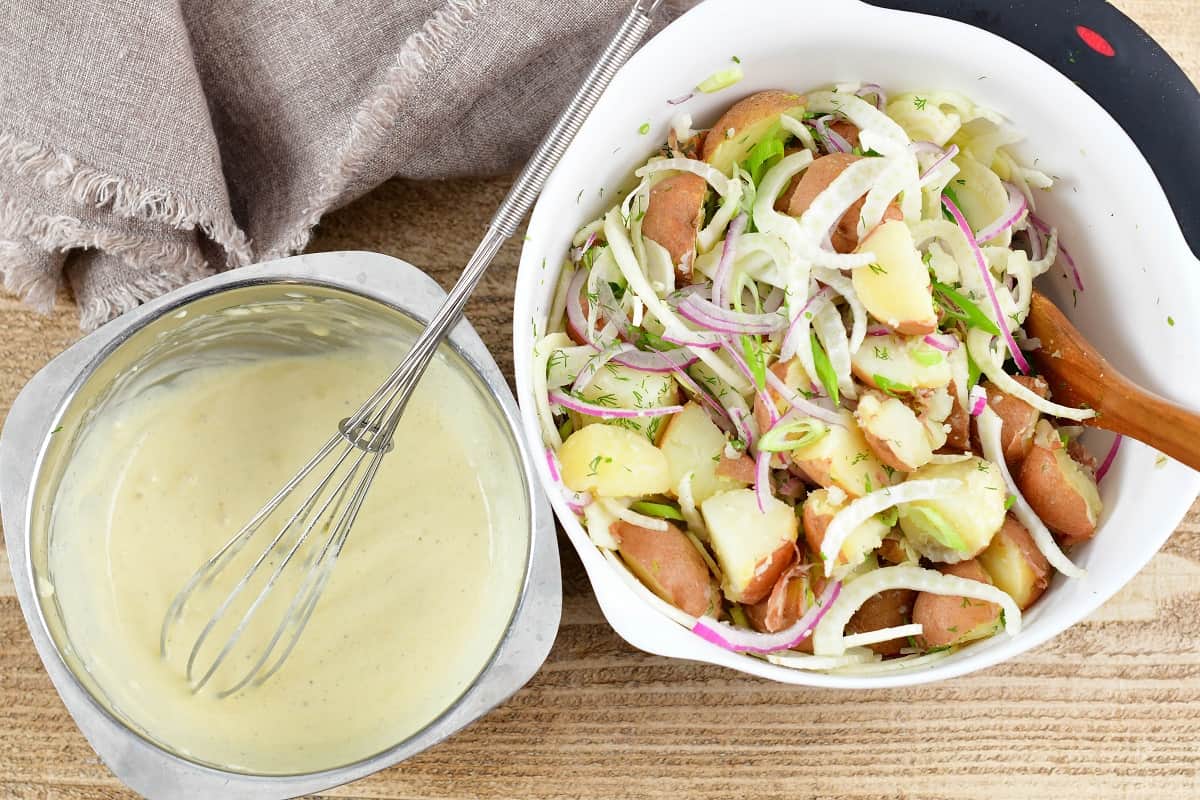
left=780, top=286, right=831, bottom=361
left=812, top=115, right=852, bottom=154
left=572, top=341, right=634, bottom=393
left=974, top=182, right=1028, bottom=243
left=670, top=365, right=734, bottom=432
left=968, top=385, right=988, bottom=417
left=545, top=447, right=561, bottom=482
left=1095, top=434, right=1123, bottom=482
left=565, top=267, right=592, bottom=343
left=922, top=333, right=959, bottom=352
left=942, top=193, right=1030, bottom=373
left=1030, top=215, right=1084, bottom=291
left=763, top=369, right=844, bottom=427
left=549, top=389, right=683, bottom=420
left=690, top=579, right=842, bottom=653
left=667, top=91, right=694, bottom=106
left=612, top=347, right=699, bottom=373
left=919, top=143, right=959, bottom=184
left=855, top=83, right=887, bottom=109
left=711, top=213, right=748, bottom=309
left=677, top=293, right=786, bottom=336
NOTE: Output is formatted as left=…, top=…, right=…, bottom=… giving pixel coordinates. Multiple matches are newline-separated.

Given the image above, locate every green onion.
left=728, top=603, right=750, bottom=629
left=877, top=508, right=899, bottom=528
left=872, top=374, right=913, bottom=397
left=966, top=349, right=982, bottom=389
left=757, top=420, right=829, bottom=453
left=638, top=122, right=650, bottom=135
left=810, top=333, right=839, bottom=404
left=941, top=184, right=961, bottom=222
left=1004, top=494, right=1016, bottom=510
left=904, top=505, right=967, bottom=551
left=631, top=500, right=686, bottom=522
left=911, top=344, right=944, bottom=367
left=557, top=418, right=574, bottom=441
left=932, top=280, right=1001, bottom=335
left=632, top=326, right=679, bottom=352
left=743, top=132, right=785, bottom=185
left=741, top=334, right=767, bottom=390
left=697, top=65, right=744, bottom=93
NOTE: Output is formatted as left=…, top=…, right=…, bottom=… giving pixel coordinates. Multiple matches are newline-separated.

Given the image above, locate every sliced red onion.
left=549, top=389, right=683, bottom=419
left=974, top=182, right=1028, bottom=243
left=594, top=277, right=632, bottom=340
left=855, top=83, right=887, bottom=108
left=728, top=406, right=756, bottom=448
left=942, top=193, right=1030, bottom=373
left=712, top=213, right=748, bottom=309
left=919, top=143, right=959, bottom=184
left=671, top=365, right=735, bottom=434
left=1027, top=222, right=1046, bottom=261
left=908, top=140, right=943, bottom=155
left=667, top=91, right=694, bottom=106
left=922, top=332, right=959, bottom=352
left=721, top=339, right=778, bottom=427
left=1030, top=215, right=1084, bottom=291
left=678, top=293, right=786, bottom=336
left=763, top=369, right=844, bottom=427
left=545, top=447, right=562, bottom=482
left=1096, top=434, right=1123, bottom=482
left=569, top=231, right=598, bottom=263
left=690, top=580, right=842, bottom=654
left=661, top=329, right=723, bottom=349
left=573, top=341, right=634, bottom=393
left=968, top=385, right=988, bottom=417
left=565, top=490, right=592, bottom=514
left=612, top=346, right=700, bottom=373
left=780, top=286, right=831, bottom=360
left=754, top=450, right=772, bottom=513
left=813, top=115, right=852, bottom=154
left=866, top=325, right=893, bottom=337
left=565, top=266, right=592, bottom=342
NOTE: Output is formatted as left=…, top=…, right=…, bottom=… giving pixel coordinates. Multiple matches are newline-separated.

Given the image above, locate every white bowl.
left=513, top=0, right=1200, bottom=686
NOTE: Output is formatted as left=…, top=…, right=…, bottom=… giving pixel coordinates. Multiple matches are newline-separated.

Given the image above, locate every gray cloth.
left=0, top=0, right=691, bottom=329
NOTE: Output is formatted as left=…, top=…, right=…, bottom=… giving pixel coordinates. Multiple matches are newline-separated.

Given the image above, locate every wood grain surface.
left=2, top=2, right=1198, bottom=797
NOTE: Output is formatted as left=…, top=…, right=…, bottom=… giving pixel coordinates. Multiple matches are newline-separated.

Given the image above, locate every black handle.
left=866, top=0, right=1200, bottom=259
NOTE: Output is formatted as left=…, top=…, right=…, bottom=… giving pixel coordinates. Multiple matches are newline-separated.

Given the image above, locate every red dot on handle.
left=1076, top=25, right=1116, bottom=57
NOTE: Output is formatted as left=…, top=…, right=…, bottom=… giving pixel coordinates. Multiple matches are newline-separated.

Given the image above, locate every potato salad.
left=534, top=84, right=1108, bottom=673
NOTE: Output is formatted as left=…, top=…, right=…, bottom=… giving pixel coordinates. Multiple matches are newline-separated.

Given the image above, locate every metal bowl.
left=0, top=250, right=561, bottom=798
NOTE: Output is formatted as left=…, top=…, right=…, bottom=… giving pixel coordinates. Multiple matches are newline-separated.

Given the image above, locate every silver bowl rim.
left=0, top=250, right=562, bottom=799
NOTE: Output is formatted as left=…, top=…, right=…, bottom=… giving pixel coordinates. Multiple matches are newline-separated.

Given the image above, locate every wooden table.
left=2, top=2, right=1198, bottom=797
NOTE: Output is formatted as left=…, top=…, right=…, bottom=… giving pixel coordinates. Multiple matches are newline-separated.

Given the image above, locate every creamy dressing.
left=48, top=341, right=527, bottom=774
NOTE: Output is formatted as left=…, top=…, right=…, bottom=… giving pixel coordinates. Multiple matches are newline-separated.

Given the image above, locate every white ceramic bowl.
left=513, top=0, right=1200, bottom=686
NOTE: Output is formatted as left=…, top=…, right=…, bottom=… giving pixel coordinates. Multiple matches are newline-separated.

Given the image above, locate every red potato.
left=1016, top=421, right=1102, bottom=545
left=702, top=488, right=800, bottom=604
left=802, top=487, right=889, bottom=570
left=753, top=359, right=815, bottom=434
left=744, top=562, right=811, bottom=634
left=612, top=520, right=720, bottom=617
left=846, top=589, right=917, bottom=656
left=702, top=90, right=807, bottom=176
left=978, top=515, right=1051, bottom=610
left=854, top=390, right=936, bottom=473
left=971, top=375, right=1049, bottom=468
left=912, top=559, right=1002, bottom=649
left=790, top=410, right=891, bottom=499
left=940, top=382, right=971, bottom=452
left=641, top=172, right=708, bottom=284
left=878, top=535, right=914, bottom=565
left=777, top=153, right=903, bottom=253
left=715, top=453, right=756, bottom=483
left=852, top=220, right=938, bottom=336
left=829, top=120, right=861, bottom=150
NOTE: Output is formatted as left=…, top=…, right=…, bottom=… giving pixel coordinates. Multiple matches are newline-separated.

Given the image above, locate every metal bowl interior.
left=1, top=252, right=561, bottom=798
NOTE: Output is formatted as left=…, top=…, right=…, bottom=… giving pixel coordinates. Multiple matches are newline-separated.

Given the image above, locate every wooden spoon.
left=1024, top=290, right=1200, bottom=471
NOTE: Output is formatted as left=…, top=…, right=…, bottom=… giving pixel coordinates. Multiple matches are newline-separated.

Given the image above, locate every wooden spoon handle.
left=1025, top=291, right=1200, bottom=471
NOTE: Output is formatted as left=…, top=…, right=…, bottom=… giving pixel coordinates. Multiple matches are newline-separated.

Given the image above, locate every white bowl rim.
left=513, top=0, right=1200, bottom=687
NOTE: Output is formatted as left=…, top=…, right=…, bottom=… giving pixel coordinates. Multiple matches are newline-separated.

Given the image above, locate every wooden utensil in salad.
left=1024, top=289, right=1200, bottom=470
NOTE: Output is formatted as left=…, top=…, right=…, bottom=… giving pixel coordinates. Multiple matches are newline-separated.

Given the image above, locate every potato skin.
left=941, top=383, right=971, bottom=452
left=972, top=376, right=1048, bottom=468
left=912, top=559, right=1001, bottom=649
left=744, top=562, right=810, bottom=633
left=642, top=172, right=707, bottom=283
left=846, top=589, right=917, bottom=656
left=778, top=153, right=902, bottom=253
left=978, top=515, right=1051, bottom=610
left=612, top=520, right=719, bottom=617
left=1016, top=428, right=1101, bottom=545
left=715, top=453, right=756, bottom=483
left=703, top=89, right=806, bottom=165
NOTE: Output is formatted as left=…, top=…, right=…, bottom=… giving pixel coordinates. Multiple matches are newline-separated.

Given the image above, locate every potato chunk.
left=778, top=152, right=902, bottom=253
left=846, top=589, right=917, bottom=656
left=897, top=457, right=1006, bottom=562
left=642, top=172, right=707, bottom=283
left=573, top=364, right=679, bottom=444
left=701, top=488, right=799, bottom=604
left=978, top=515, right=1051, bottom=610
left=1016, top=421, right=1102, bottom=545
left=744, top=564, right=815, bottom=634
left=612, top=520, right=719, bottom=617
left=802, top=487, right=890, bottom=571
left=559, top=424, right=671, bottom=497
left=972, top=376, right=1048, bottom=468
left=658, top=402, right=748, bottom=505
left=912, top=559, right=1002, bottom=648
left=789, top=410, right=891, bottom=497
left=853, top=220, right=937, bottom=335
left=851, top=333, right=952, bottom=394
left=702, top=90, right=806, bottom=176
left=854, top=390, right=936, bottom=473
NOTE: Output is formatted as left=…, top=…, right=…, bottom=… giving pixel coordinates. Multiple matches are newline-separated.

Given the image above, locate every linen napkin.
left=0, top=0, right=690, bottom=330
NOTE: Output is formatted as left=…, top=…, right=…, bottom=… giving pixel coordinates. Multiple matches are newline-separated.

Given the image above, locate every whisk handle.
left=490, top=0, right=662, bottom=237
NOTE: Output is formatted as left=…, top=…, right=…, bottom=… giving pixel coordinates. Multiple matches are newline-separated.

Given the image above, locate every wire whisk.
left=160, top=0, right=663, bottom=697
